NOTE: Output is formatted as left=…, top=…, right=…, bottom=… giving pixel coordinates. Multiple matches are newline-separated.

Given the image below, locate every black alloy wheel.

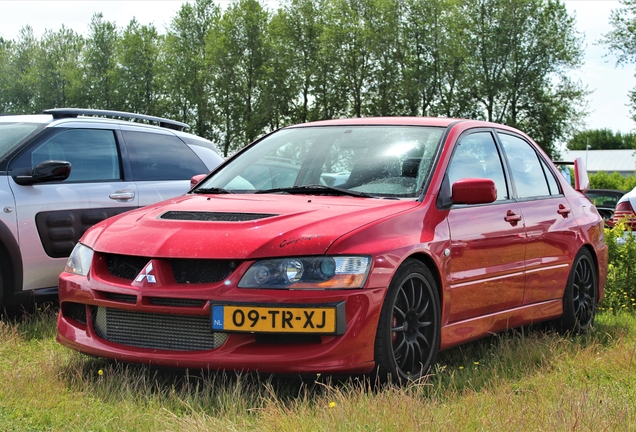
left=558, top=248, right=597, bottom=334
left=374, top=259, right=440, bottom=383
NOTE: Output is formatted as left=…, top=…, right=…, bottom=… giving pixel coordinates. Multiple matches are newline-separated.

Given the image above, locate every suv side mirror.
left=451, top=178, right=497, bottom=205
left=13, top=160, right=72, bottom=186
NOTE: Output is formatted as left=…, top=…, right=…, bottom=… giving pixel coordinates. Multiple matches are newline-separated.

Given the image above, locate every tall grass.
left=1, top=309, right=634, bottom=431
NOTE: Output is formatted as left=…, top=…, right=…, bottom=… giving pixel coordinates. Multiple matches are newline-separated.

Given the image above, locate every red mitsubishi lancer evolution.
left=57, top=117, right=607, bottom=382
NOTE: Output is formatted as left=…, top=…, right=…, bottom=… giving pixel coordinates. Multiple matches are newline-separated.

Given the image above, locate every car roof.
left=0, top=109, right=190, bottom=133
left=286, top=117, right=459, bottom=128
left=0, top=114, right=52, bottom=124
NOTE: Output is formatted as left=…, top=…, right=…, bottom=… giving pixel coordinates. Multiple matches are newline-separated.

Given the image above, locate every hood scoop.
left=160, top=211, right=278, bottom=222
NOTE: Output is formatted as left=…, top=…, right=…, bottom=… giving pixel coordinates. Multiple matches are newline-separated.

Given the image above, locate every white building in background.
left=560, top=149, right=636, bottom=176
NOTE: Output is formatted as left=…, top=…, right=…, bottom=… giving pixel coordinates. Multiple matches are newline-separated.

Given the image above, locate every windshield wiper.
left=191, top=187, right=234, bottom=194
left=255, top=184, right=373, bottom=198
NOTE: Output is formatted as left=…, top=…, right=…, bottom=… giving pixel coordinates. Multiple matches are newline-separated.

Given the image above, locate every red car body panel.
left=57, top=117, right=608, bottom=375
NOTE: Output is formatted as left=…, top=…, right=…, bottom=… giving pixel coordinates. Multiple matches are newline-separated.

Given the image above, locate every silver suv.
left=0, top=108, right=223, bottom=310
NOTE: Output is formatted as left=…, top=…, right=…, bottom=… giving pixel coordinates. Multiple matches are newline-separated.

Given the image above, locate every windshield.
left=197, top=125, right=444, bottom=198
left=0, top=122, right=43, bottom=160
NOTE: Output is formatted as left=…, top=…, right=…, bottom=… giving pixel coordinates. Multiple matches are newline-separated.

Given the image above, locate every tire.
left=374, top=259, right=440, bottom=383
left=558, top=248, right=597, bottom=334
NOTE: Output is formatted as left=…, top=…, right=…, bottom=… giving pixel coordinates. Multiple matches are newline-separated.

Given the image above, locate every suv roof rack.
left=43, top=108, right=190, bottom=131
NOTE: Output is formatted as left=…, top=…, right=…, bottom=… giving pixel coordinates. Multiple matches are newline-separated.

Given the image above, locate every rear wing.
left=553, top=157, right=590, bottom=193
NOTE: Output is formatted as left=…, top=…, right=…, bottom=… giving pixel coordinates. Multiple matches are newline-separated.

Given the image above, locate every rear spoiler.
left=553, top=157, right=590, bottom=193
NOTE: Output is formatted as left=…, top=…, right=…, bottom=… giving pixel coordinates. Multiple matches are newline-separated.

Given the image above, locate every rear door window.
left=123, top=130, right=208, bottom=181
left=498, top=133, right=551, bottom=199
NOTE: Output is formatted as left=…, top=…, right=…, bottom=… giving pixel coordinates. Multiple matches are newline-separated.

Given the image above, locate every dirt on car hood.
left=82, top=194, right=421, bottom=259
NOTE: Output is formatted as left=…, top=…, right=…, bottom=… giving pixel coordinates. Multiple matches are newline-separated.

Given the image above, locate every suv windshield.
left=0, top=122, right=43, bottom=160
left=197, top=125, right=444, bottom=198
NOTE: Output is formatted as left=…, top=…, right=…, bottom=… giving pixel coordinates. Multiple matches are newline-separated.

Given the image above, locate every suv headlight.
left=65, top=243, right=94, bottom=276
left=238, top=256, right=371, bottom=289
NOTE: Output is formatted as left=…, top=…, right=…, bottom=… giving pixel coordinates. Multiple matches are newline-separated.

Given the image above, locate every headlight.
left=64, top=243, right=94, bottom=276
left=238, top=256, right=371, bottom=289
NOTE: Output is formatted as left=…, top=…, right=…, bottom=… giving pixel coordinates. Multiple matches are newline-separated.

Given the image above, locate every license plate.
left=212, top=303, right=344, bottom=334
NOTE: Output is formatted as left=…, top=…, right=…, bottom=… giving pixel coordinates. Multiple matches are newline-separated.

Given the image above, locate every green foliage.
left=116, top=20, right=164, bottom=116
left=83, top=13, right=119, bottom=109
left=589, top=170, right=636, bottom=191
left=567, top=128, right=636, bottom=150
left=603, top=0, right=636, bottom=123
left=0, top=0, right=586, bottom=158
left=602, top=221, right=636, bottom=313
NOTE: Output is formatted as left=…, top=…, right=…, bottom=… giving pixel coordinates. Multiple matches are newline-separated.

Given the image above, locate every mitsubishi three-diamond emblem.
left=135, top=262, right=156, bottom=283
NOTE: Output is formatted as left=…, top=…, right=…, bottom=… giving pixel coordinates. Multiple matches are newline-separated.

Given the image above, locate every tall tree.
left=83, top=13, right=119, bottom=109
left=567, top=128, right=636, bottom=150
left=322, top=0, right=377, bottom=117
left=207, top=17, right=241, bottom=157
left=214, top=0, right=270, bottom=149
left=603, top=0, right=636, bottom=122
left=164, top=0, right=219, bottom=137
left=35, top=26, right=84, bottom=111
left=0, top=37, right=12, bottom=112
left=275, top=0, right=324, bottom=123
left=116, top=19, right=163, bottom=115
left=462, top=0, right=585, bottom=156
left=264, top=10, right=298, bottom=129
left=6, top=26, right=40, bottom=114
left=363, top=0, right=405, bottom=116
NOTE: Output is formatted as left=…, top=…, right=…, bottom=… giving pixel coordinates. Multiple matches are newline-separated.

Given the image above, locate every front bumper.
left=56, top=272, right=386, bottom=375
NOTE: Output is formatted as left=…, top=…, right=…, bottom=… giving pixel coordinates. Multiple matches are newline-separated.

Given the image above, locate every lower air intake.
left=92, top=307, right=227, bottom=351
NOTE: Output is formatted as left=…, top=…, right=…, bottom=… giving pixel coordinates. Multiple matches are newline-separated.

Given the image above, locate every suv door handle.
left=109, top=190, right=135, bottom=201
left=504, top=210, right=522, bottom=226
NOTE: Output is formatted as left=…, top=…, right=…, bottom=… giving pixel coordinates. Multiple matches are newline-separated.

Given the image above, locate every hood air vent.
left=160, top=211, right=277, bottom=222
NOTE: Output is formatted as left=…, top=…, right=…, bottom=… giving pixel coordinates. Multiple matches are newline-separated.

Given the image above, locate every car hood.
left=83, top=194, right=421, bottom=259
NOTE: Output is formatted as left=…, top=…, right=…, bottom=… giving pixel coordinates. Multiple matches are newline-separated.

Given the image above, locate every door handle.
left=109, top=190, right=135, bottom=201
left=557, top=204, right=571, bottom=217
left=504, top=210, right=522, bottom=226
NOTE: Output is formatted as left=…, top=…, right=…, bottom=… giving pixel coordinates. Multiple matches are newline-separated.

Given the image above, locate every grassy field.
left=0, top=309, right=634, bottom=431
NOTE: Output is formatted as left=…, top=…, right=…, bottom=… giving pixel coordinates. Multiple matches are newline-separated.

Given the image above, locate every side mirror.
left=13, top=160, right=72, bottom=186
left=190, top=174, right=207, bottom=189
left=451, top=178, right=497, bottom=205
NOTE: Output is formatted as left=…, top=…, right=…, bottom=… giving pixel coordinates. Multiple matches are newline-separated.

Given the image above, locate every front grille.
left=171, top=259, right=237, bottom=284
left=160, top=211, right=277, bottom=222
left=105, top=254, right=149, bottom=280
left=150, top=297, right=206, bottom=307
left=92, top=307, right=227, bottom=351
left=104, top=293, right=137, bottom=303
left=104, top=254, right=238, bottom=284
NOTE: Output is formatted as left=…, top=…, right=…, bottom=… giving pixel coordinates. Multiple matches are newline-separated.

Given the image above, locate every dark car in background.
left=585, top=189, right=626, bottom=224
left=0, top=108, right=223, bottom=311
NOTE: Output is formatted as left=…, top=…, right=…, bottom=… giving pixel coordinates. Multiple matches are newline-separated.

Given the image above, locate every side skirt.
left=440, top=299, right=562, bottom=351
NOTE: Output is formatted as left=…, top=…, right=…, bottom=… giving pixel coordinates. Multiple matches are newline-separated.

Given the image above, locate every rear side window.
left=498, top=133, right=551, bottom=199
left=31, top=129, right=120, bottom=182
left=123, top=131, right=208, bottom=181
left=540, top=158, right=561, bottom=195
